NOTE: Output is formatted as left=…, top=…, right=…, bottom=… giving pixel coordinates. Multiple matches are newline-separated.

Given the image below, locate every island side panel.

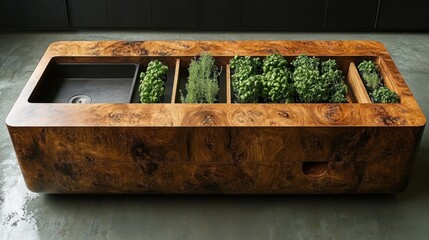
left=7, top=125, right=424, bottom=193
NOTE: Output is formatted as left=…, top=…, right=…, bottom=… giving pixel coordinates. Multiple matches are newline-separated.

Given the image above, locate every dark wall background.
left=0, top=0, right=68, bottom=28
left=0, top=0, right=428, bottom=30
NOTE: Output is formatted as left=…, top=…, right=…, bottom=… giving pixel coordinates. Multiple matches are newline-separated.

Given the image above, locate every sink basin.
left=29, top=62, right=139, bottom=103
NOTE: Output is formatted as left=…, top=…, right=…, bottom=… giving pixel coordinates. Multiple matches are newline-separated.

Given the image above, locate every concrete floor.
left=0, top=31, right=428, bottom=240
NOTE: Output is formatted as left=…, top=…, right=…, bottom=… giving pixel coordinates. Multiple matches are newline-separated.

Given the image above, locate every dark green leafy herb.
left=321, top=59, right=348, bottom=103
left=361, top=72, right=380, bottom=90
left=230, top=54, right=348, bottom=103
left=357, top=60, right=399, bottom=103
left=261, top=54, right=294, bottom=103
left=357, top=60, right=377, bottom=73
left=230, top=56, right=262, bottom=103
left=370, top=86, right=400, bottom=103
left=357, top=61, right=381, bottom=90
left=139, top=60, right=169, bottom=103
left=292, top=55, right=325, bottom=103
left=230, top=55, right=261, bottom=74
left=230, top=54, right=295, bottom=103
left=292, top=55, right=347, bottom=103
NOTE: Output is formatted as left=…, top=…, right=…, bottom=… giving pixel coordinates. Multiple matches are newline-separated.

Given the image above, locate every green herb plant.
left=181, top=52, right=221, bottom=103
left=230, top=54, right=348, bottom=103
left=261, top=54, right=294, bottom=103
left=370, top=87, right=400, bottom=103
left=230, top=56, right=262, bottom=103
left=139, top=60, right=169, bottom=103
left=357, top=60, right=381, bottom=90
left=321, top=59, right=348, bottom=103
left=357, top=60, right=399, bottom=103
left=230, top=54, right=295, bottom=103
left=292, top=55, right=347, bottom=103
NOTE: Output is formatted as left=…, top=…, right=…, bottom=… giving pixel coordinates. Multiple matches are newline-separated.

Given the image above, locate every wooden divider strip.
left=346, top=62, right=371, bottom=103
left=376, top=58, right=399, bottom=94
left=171, top=59, right=181, bottom=104
left=226, top=64, right=232, bottom=104
left=345, top=84, right=355, bottom=103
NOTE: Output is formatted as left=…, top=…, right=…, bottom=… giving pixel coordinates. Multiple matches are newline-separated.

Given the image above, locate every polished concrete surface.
left=0, top=32, right=428, bottom=240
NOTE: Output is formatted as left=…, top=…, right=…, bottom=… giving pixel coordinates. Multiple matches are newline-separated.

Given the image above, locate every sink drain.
left=68, top=94, right=92, bottom=104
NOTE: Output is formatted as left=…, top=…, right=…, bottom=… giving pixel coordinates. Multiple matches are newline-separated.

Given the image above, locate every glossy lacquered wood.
left=6, top=40, right=426, bottom=194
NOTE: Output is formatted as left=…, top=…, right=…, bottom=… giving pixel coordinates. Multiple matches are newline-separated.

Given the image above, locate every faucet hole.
left=302, top=161, right=328, bottom=177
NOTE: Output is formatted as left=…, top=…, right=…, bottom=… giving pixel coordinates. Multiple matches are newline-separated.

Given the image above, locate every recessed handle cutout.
left=302, top=161, right=329, bottom=177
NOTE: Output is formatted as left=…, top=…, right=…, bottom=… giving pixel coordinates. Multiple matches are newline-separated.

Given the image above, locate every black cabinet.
left=70, top=0, right=151, bottom=28
left=37, top=0, right=68, bottom=28
left=69, top=0, right=108, bottom=27
left=0, top=0, right=38, bottom=28
left=326, top=0, right=378, bottom=29
left=241, top=0, right=327, bottom=30
left=377, top=0, right=429, bottom=29
left=2, top=0, right=429, bottom=30
left=151, top=0, right=197, bottom=28
left=197, top=0, right=240, bottom=29
left=107, top=0, right=151, bottom=27
left=0, top=0, right=67, bottom=28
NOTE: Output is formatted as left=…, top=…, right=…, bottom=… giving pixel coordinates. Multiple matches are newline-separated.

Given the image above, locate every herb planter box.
left=6, top=41, right=426, bottom=194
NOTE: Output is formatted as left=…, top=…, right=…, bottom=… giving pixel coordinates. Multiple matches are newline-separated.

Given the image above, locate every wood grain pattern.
left=345, top=83, right=355, bottom=103
left=171, top=59, right=181, bottom=104
left=5, top=40, right=426, bottom=194
left=226, top=64, right=231, bottom=104
left=9, top=126, right=422, bottom=193
left=6, top=41, right=426, bottom=127
left=377, top=57, right=399, bottom=95
left=347, top=62, right=371, bottom=103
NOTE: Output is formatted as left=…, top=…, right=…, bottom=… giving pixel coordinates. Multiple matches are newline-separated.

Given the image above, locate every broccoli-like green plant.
left=291, top=55, right=348, bottom=103
left=230, top=54, right=296, bottom=103
left=139, top=60, right=169, bottom=103
left=357, top=60, right=377, bottom=73
left=230, top=55, right=261, bottom=74
left=370, top=86, right=400, bottom=103
left=231, top=54, right=349, bottom=104
left=292, top=54, right=320, bottom=70
left=293, top=67, right=327, bottom=103
left=361, top=72, right=380, bottom=90
left=330, top=84, right=348, bottom=103
left=357, top=61, right=381, bottom=90
left=321, top=59, right=348, bottom=103
left=234, top=74, right=263, bottom=103
left=262, top=53, right=288, bottom=72
left=181, top=52, right=220, bottom=103
left=292, top=55, right=326, bottom=103
left=230, top=56, right=262, bottom=103
left=261, top=54, right=294, bottom=103
left=357, top=60, right=399, bottom=103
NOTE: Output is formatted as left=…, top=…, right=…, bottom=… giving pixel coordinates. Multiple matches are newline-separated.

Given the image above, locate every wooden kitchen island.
left=6, top=40, right=426, bottom=194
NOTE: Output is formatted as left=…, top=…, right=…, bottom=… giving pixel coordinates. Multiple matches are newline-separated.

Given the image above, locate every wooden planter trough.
left=6, top=40, right=426, bottom=194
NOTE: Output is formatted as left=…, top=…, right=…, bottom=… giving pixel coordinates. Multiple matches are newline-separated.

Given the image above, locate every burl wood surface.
left=6, top=41, right=426, bottom=194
